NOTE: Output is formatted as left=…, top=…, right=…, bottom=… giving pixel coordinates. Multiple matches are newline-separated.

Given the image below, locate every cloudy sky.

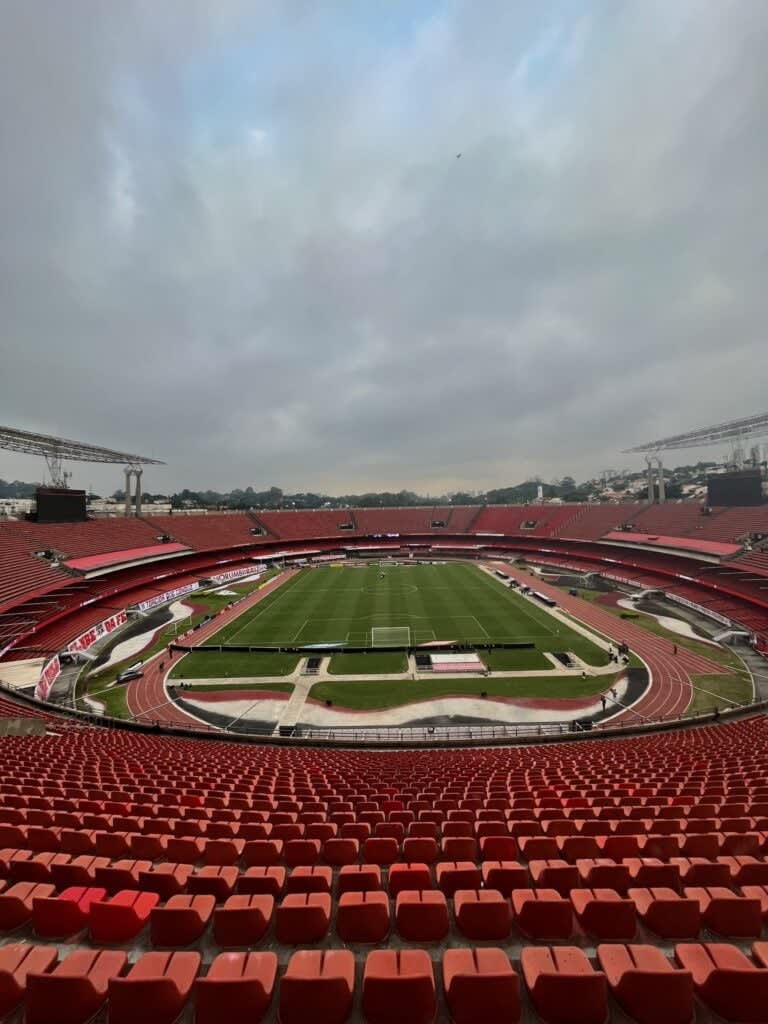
left=1, top=1, right=766, bottom=497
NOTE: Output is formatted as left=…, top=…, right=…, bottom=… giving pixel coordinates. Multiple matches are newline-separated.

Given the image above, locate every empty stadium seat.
left=443, top=948, right=520, bottom=1024
left=388, top=862, right=432, bottom=896
left=675, top=943, right=768, bottom=1022
left=0, top=882, right=55, bottom=931
left=26, top=949, right=127, bottom=1024
left=108, top=950, right=200, bottom=1024
left=570, top=888, right=636, bottom=940
left=684, top=886, right=762, bottom=937
left=0, top=943, right=57, bottom=1020
left=629, top=887, right=700, bottom=939
left=454, top=889, right=512, bottom=940
left=521, top=947, right=607, bottom=1024
left=362, top=949, right=436, bottom=1024
left=395, top=890, right=449, bottom=941
left=213, top=894, right=274, bottom=946
left=33, top=886, right=106, bottom=939
left=596, top=944, right=693, bottom=1024
left=436, top=861, right=481, bottom=896
left=337, top=891, right=390, bottom=943
left=195, top=952, right=277, bottom=1024
left=150, top=894, right=214, bottom=946
left=89, top=889, right=158, bottom=943
left=512, top=888, right=573, bottom=940
left=275, top=893, right=331, bottom=944
left=280, top=950, right=355, bottom=1024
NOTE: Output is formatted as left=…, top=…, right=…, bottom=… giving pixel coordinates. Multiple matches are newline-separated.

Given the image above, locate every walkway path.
left=125, top=570, right=298, bottom=727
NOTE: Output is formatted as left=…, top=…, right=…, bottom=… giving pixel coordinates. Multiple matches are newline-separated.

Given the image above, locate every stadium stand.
left=0, top=714, right=763, bottom=1020
left=353, top=507, right=456, bottom=534
left=4, top=501, right=768, bottom=664
left=9, top=518, right=160, bottom=559
left=733, top=550, right=768, bottom=576
left=0, top=527, right=70, bottom=612
left=145, top=514, right=259, bottom=552
left=557, top=504, right=644, bottom=540
left=472, top=506, right=580, bottom=536
left=256, top=510, right=358, bottom=539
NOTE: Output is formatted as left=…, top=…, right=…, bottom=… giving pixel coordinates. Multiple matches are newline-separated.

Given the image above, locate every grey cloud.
left=1, top=1, right=767, bottom=496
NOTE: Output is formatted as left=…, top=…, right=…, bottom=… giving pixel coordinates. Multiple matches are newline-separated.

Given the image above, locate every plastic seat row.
left=4, top=941, right=768, bottom=1024
left=5, top=823, right=767, bottom=866
left=3, top=879, right=768, bottom=945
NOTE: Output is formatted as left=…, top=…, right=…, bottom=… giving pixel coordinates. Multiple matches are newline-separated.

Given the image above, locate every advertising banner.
left=66, top=610, right=128, bottom=654
left=135, top=582, right=201, bottom=613
left=35, top=655, right=61, bottom=701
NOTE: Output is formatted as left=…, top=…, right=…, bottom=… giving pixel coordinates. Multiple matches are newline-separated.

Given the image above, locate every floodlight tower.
left=625, top=411, right=768, bottom=504
left=0, top=425, right=164, bottom=520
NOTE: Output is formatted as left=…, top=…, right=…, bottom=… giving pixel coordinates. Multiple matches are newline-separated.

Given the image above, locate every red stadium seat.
left=150, top=894, right=214, bottom=946
left=108, top=950, right=200, bottom=1024
left=628, top=887, right=700, bottom=939
left=512, top=888, right=573, bottom=940
left=675, top=943, right=768, bottom=1022
left=337, top=864, right=382, bottom=894
left=683, top=886, right=762, bottom=937
left=395, top=890, right=449, bottom=941
left=443, top=948, right=520, bottom=1024
left=0, top=943, right=57, bottom=1020
left=388, top=862, right=432, bottom=896
left=436, top=861, right=481, bottom=897
left=362, top=950, right=436, bottom=1024
left=0, top=882, right=55, bottom=931
left=213, top=894, right=274, bottom=946
left=26, top=949, right=127, bottom=1024
left=237, top=866, right=286, bottom=897
left=570, top=888, right=636, bottom=940
left=90, top=890, right=159, bottom=943
left=280, top=950, right=354, bottom=1024
left=195, top=952, right=277, bottom=1024
left=336, top=891, right=390, bottom=943
left=480, top=860, right=528, bottom=895
left=529, top=860, right=579, bottom=896
left=521, top=946, right=607, bottom=1024
left=596, top=944, right=693, bottom=1024
left=275, top=893, right=331, bottom=944
left=33, top=886, right=107, bottom=939
left=454, top=889, right=512, bottom=940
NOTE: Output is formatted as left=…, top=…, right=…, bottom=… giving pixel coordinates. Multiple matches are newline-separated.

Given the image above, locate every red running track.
left=490, top=562, right=724, bottom=723
left=125, top=570, right=298, bottom=728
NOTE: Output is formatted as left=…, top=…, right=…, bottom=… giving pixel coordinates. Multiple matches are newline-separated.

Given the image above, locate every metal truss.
left=623, top=411, right=768, bottom=453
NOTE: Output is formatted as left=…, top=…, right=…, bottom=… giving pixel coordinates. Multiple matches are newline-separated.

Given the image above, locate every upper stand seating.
left=0, top=527, right=70, bottom=612
left=145, top=515, right=260, bottom=552
left=471, top=506, right=581, bottom=538
left=256, top=510, right=358, bottom=540
left=10, top=519, right=159, bottom=560
left=353, top=507, right=458, bottom=534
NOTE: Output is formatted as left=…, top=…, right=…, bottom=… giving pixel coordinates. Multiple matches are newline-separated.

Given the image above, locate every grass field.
left=169, top=563, right=610, bottom=678
left=309, top=672, right=622, bottom=710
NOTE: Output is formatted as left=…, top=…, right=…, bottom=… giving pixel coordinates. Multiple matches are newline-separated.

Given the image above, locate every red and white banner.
left=209, top=566, right=266, bottom=585
left=67, top=610, right=128, bottom=654
left=136, top=582, right=200, bottom=613
left=36, top=655, right=61, bottom=701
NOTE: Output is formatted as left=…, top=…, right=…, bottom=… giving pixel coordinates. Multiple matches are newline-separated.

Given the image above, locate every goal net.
left=371, top=626, right=411, bottom=647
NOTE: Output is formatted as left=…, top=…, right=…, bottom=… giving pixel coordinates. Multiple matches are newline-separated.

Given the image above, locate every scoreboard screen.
left=36, top=487, right=87, bottom=522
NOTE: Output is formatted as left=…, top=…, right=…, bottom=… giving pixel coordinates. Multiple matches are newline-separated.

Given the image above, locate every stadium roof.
left=623, top=411, right=768, bottom=453
left=0, top=425, right=164, bottom=465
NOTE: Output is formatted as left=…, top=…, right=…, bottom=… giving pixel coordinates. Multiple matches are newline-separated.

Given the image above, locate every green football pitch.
left=170, top=563, right=610, bottom=678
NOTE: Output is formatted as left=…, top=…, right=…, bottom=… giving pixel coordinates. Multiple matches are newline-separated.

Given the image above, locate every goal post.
left=371, top=626, right=411, bottom=648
